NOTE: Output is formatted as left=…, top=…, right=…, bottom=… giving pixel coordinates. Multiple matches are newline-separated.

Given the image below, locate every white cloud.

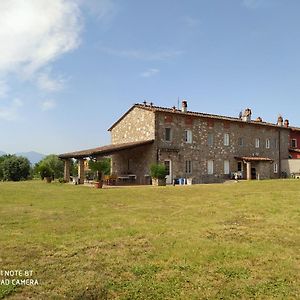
left=40, top=99, right=57, bottom=111
left=0, top=80, right=9, bottom=98
left=0, top=0, right=118, bottom=119
left=0, top=0, right=82, bottom=76
left=140, top=68, right=160, bottom=78
left=36, top=71, right=65, bottom=92
left=99, top=47, right=183, bottom=60
left=80, top=0, right=118, bottom=22
left=0, top=98, right=23, bottom=121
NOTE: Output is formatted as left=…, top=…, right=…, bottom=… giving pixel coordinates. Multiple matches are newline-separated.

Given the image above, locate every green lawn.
left=0, top=180, right=299, bottom=299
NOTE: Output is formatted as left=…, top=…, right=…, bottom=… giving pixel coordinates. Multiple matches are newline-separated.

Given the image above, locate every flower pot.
left=94, top=181, right=103, bottom=189
left=45, top=177, right=52, bottom=183
left=152, top=178, right=166, bottom=186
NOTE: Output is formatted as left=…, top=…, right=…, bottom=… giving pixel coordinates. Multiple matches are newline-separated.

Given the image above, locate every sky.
left=0, top=0, right=300, bottom=154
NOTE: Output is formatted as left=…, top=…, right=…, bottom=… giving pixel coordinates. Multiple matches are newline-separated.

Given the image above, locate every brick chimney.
left=277, top=115, right=283, bottom=126
left=181, top=100, right=187, bottom=113
left=242, top=108, right=252, bottom=122
left=284, top=119, right=289, bottom=127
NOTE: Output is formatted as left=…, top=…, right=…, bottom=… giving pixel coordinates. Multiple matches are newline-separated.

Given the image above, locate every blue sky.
left=0, top=0, right=300, bottom=154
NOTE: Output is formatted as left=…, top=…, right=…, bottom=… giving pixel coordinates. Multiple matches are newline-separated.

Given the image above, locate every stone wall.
left=110, top=144, right=156, bottom=184
left=155, top=112, right=290, bottom=183
left=281, top=159, right=300, bottom=176
left=110, top=107, right=155, bottom=144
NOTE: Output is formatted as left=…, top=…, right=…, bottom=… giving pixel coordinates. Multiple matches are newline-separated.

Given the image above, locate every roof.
left=108, top=103, right=291, bottom=131
left=290, top=126, right=300, bottom=132
left=58, top=140, right=154, bottom=159
left=235, top=156, right=273, bottom=162
left=289, top=148, right=300, bottom=153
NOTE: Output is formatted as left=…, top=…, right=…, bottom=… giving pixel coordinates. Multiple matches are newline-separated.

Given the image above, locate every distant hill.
left=16, top=151, right=46, bottom=165
left=0, top=151, right=46, bottom=164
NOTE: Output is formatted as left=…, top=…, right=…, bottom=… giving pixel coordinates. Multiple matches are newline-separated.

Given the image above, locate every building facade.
left=289, top=127, right=300, bottom=159
left=108, top=101, right=290, bottom=184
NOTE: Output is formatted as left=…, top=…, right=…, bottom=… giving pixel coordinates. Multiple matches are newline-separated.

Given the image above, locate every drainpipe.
left=278, top=129, right=281, bottom=178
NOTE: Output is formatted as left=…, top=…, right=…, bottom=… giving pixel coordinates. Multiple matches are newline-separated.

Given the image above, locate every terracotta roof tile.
left=59, top=140, right=154, bottom=159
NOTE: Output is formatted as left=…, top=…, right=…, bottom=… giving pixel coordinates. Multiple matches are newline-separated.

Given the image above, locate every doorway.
left=164, top=160, right=172, bottom=184
left=251, top=167, right=256, bottom=180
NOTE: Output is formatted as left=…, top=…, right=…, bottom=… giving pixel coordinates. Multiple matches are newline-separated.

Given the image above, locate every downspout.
left=278, top=129, right=281, bottom=178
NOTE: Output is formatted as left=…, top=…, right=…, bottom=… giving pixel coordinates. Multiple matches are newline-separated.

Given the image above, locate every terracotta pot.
left=94, top=181, right=103, bottom=189
left=152, top=178, right=166, bottom=186
left=45, top=177, right=52, bottom=183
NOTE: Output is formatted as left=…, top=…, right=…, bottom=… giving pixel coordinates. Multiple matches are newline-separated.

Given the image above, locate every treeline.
left=0, top=154, right=111, bottom=182
left=0, top=154, right=70, bottom=182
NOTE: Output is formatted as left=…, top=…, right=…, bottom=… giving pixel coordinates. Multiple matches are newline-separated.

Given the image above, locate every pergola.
left=58, top=140, right=154, bottom=184
left=234, top=156, right=273, bottom=180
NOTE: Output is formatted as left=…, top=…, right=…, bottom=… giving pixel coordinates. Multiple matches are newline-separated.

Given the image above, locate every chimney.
left=277, top=115, right=283, bottom=126
left=242, top=108, right=252, bottom=122
left=181, top=100, right=187, bottom=113
left=284, top=119, right=289, bottom=127
left=172, top=106, right=176, bottom=112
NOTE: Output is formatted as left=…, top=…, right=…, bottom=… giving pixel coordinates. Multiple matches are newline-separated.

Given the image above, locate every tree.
left=89, top=158, right=110, bottom=181
left=38, top=155, right=64, bottom=179
left=39, top=164, right=53, bottom=180
left=2, top=155, right=31, bottom=181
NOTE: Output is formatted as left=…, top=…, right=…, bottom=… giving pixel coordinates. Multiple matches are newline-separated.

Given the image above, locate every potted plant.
left=150, top=164, right=167, bottom=186
left=89, top=159, right=109, bottom=188
left=39, top=164, right=53, bottom=183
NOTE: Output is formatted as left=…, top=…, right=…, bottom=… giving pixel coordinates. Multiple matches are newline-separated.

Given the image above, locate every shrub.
left=37, top=155, right=64, bottom=179
left=150, top=164, right=167, bottom=179
left=2, top=156, right=31, bottom=181
left=39, top=164, right=53, bottom=180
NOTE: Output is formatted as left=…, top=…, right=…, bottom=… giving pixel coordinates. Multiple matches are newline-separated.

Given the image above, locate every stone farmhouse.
left=289, top=127, right=300, bottom=159
left=59, top=101, right=291, bottom=184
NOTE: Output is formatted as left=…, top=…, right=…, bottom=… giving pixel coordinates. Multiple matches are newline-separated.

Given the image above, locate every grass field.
left=0, top=180, right=299, bottom=299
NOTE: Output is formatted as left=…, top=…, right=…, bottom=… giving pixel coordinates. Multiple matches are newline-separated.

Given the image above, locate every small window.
left=274, top=163, right=278, bottom=173
left=266, top=138, right=270, bottom=149
left=208, top=133, right=214, bottom=146
left=207, top=160, right=214, bottom=174
left=291, top=139, right=297, bottom=148
left=165, top=128, right=171, bottom=142
left=255, top=138, right=260, bottom=148
left=237, top=161, right=243, bottom=172
left=184, top=130, right=192, bottom=143
left=185, top=160, right=192, bottom=174
left=238, top=137, right=244, bottom=147
left=224, top=133, right=230, bottom=146
left=224, top=160, right=230, bottom=175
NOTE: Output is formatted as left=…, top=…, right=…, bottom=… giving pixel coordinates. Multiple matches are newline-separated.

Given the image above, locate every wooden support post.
left=78, top=159, right=85, bottom=184
left=246, top=162, right=251, bottom=180
left=64, top=159, right=71, bottom=182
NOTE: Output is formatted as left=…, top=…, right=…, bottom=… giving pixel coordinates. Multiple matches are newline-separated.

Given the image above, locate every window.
left=291, top=139, right=297, bottom=148
left=266, top=138, right=270, bottom=149
left=165, top=128, right=171, bottom=141
left=208, top=133, right=214, bottom=146
left=237, top=162, right=243, bottom=172
left=184, top=129, right=192, bottom=143
left=238, top=137, right=244, bottom=147
left=274, top=163, right=278, bottom=173
left=224, top=160, right=230, bottom=174
left=185, top=160, right=192, bottom=174
left=224, top=133, right=230, bottom=146
left=207, top=160, right=214, bottom=174
left=255, top=138, right=260, bottom=148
